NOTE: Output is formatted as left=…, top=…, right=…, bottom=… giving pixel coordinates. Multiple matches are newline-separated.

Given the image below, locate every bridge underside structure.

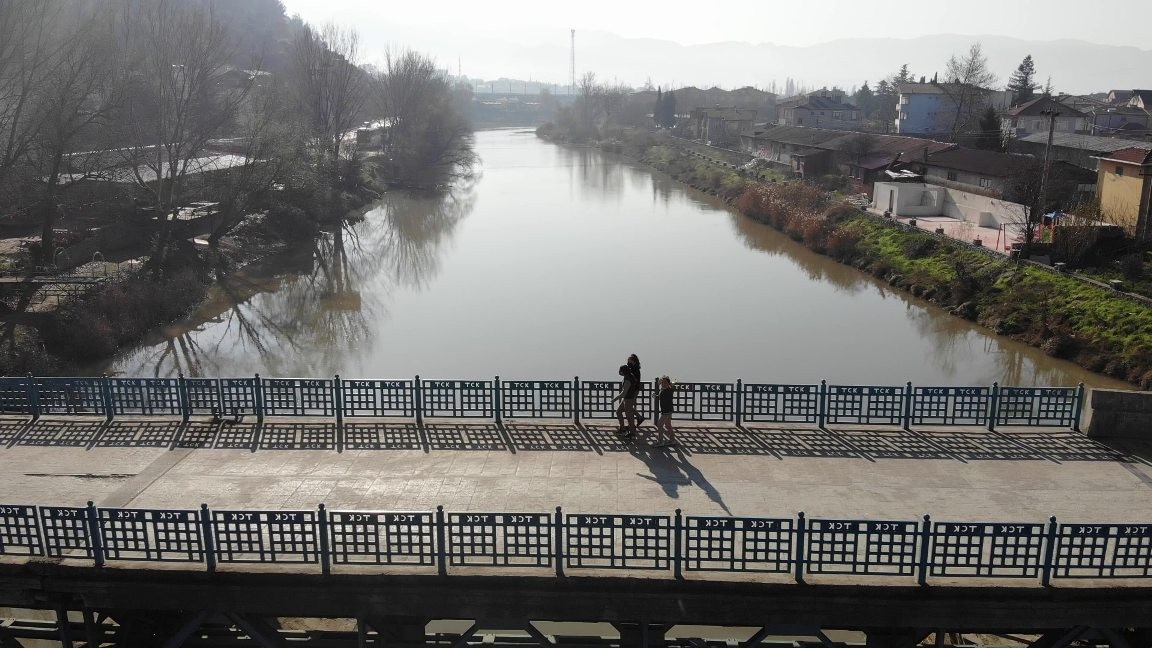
left=0, top=563, right=1151, bottom=647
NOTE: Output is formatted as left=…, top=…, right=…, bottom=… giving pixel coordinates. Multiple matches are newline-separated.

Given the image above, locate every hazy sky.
left=280, top=0, right=1152, bottom=90
left=282, top=0, right=1148, bottom=49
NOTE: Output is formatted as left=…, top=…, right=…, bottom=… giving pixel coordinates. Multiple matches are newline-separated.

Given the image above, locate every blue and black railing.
left=0, top=375, right=1086, bottom=431
left=0, top=502, right=1147, bottom=584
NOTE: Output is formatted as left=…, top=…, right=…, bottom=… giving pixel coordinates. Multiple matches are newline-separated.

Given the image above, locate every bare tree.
left=942, top=43, right=997, bottom=141
left=114, top=0, right=252, bottom=275
left=206, top=81, right=303, bottom=252
left=373, top=50, right=476, bottom=186
left=0, top=1, right=66, bottom=196
left=31, top=10, right=121, bottom=265
left=290, top=23, right=367, bottom=182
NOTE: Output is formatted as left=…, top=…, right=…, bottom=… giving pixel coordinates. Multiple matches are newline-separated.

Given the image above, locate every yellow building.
left=1095, top=147, right=1152, bottom=239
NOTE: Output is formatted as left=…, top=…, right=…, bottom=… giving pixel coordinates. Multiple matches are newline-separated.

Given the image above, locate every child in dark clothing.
left=653, top=376, right=679, bottom=448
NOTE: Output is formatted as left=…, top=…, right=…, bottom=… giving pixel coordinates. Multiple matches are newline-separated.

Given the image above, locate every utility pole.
left=1031, top=108, right=1060, bottom=256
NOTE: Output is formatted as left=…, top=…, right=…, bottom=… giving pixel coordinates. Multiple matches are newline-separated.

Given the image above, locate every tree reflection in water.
left=132, top=174, right=480, bottom=377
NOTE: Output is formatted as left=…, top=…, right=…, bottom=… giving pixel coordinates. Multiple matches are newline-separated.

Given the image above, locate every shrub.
left=902, top=235, right=939, bottom=259
left=1120, top=253, right=1145, bottom=280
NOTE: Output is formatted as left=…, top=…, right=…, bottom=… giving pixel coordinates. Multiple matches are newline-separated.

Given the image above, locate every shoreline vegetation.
left=537, top=124, right=1152, bottom=389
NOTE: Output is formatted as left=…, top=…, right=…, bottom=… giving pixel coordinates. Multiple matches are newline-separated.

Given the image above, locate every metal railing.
left=0, top=375, right=1086, bottom=432
left=1, top=503, right=1147, bottom=584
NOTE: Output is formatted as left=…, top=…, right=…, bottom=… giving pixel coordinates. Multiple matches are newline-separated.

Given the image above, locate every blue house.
left=895, top=82, right=1012, bottom=138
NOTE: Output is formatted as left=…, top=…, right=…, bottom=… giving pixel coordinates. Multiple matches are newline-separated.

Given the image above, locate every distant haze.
left=283, top=1, right=1152, bottom=94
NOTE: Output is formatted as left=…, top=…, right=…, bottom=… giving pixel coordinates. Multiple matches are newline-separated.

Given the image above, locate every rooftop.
left=1095, top=147, right=1152, bottom=165
left=1008, top=95, right=1087, bottom=118
left=745, top=125, right=954, bottom=162
left=924, top=148, right=1035, bottom=176
left=1017, top=131, right=1152, bottom=153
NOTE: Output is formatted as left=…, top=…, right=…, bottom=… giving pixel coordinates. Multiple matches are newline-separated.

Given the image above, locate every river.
left=102, top=129, right=1131, bottom=390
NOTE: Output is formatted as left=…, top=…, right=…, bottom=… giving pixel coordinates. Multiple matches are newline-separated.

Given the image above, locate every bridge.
left=1, top=375, right=1151, bottom=647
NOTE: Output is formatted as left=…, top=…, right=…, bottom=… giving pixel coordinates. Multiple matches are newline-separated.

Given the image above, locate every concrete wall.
left=1087, top=388, right=1152, bottom=440
left=872, top=182, right=944, bottom=216
left=871, top=182, right=1023, bottom=227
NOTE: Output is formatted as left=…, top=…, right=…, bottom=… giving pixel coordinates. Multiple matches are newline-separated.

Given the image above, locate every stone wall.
left=1086, top=388, right=1152, bottom=439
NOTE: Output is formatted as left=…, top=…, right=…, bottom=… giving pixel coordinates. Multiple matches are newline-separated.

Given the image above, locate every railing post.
left=200, top=503, right=216, bottom=572
left=573, top=377, right=580, bottom=425
left=101, top=374, right=113, bottom=422
left=1072, top=383, right=1085, bottom=432
left=554, top=506, right=565, bottom=577
left=917, top=514, right=931, bottom=586
left=987, top=382, right=1000, bottom=431
left=27, top=373, right=39, bottom=420
left=817, top=381, right=827, bottom=428
left=494, top=375, right=502, bottom=425
left=415, top=376, right=424, bottom=427
left=902, top=381, right=913, bottom=430
left=735, top=379, right=743, bottom=426
left=1041, top=516, right=1058, bottom=587
left=794, top=511, right=807, bottom=584
left=435, top=505, right=447, bottom=576
left=254, top=373, right=264, bottom=424
left=673, top=508, right=683, bottom=580
left=318, top=503, right=331, bottom=576
left=86, top=501, right=104, bottom=568
left=334, top=375, right=344, bottom=453
left=178, top=373, right=190, bottom=421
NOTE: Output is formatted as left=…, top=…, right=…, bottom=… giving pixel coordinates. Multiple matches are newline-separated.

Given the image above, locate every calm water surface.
left=103, top=129, right=1131, bottom=389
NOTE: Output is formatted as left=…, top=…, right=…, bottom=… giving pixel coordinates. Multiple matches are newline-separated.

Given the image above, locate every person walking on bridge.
left=626, top=354, right=646, bottom=428
left=653, top=376, right=680, bottom=448
left=612, top=364, right=640, bottom=437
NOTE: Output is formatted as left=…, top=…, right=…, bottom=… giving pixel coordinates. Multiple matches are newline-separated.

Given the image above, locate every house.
left=1001, top=96, right=1088, bottom=141
left=775, top=90, right=862, bottom=131
left=1093, top=147, right=1152, bottom=239
left=689, top=107, right=759, bottom=147
left=1127, top=90, right=1152, bottom=112
left=738, top=124, right=953, bottom=190
left=921, top=148, right=1033, bottom=198
left=895, top=83, right=1013, bottom=137
left=1107, top=90, right=1134, bottom=105
left=1070, top=90, right=1152, bottom=136
left=1011, top=131, right=1152, bottom=172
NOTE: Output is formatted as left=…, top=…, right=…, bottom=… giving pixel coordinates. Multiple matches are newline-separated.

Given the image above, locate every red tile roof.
left=1101, top=147, right=1152, bottom=165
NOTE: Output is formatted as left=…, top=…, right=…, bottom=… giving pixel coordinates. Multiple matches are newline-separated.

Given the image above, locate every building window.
left=947, top=171, right=958, bottom=181
left=833, top=111, right=841, bottom=119
left=818, top=111, right=825, bottom=116
left=978, top=177, right=992, bottom=188
left=1116, top=166, right=1124, bottom=176
left=851, top=111, right=858, bottom=120
left=900, top=96, right=909, bottom=105
left=899, top=111, right=908, bottom=120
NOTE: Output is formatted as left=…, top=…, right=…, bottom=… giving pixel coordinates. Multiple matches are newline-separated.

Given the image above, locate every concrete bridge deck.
left=2, top=416, right=1150, bottom=523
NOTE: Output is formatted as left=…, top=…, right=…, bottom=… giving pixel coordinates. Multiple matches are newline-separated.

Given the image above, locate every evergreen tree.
left=653, top=87, right=663, bottom=127
left=892, top=64, right=913, bottom=85
left=1007, top=54, right=1037, bottom=105
left=854, top=81, right=874, bottom=116
left=662, top=90, right=677, bottom=127
left=976, top=105, right=1003, bottom=151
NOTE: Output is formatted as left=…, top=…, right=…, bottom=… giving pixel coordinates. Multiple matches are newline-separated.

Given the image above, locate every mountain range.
left=371, top=29, right=1151, bottom=96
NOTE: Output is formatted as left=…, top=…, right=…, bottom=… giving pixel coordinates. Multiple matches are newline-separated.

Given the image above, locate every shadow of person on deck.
left=630, top=442, right=732, bottom=515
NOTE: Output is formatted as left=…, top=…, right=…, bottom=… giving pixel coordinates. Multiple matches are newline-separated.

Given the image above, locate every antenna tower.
left=570, top=29, right=575, bottom=95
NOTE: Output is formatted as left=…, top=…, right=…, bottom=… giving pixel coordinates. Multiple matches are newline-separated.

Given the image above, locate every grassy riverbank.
left=538, top=125, right=1152, bottom=388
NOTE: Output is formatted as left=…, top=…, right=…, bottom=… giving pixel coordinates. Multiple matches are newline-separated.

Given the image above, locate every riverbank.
left=537, top=126, right=1152, bottom=389
left=0, top=175, right=386, bottom=375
